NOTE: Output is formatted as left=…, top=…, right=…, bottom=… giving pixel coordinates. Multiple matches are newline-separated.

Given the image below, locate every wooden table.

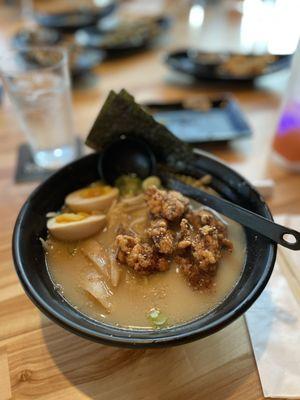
left=0, top=2, right=299, bottom=399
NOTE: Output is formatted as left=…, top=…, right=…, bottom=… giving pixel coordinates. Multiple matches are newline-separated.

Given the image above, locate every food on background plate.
left=190, top=51, right=227, bottom=66
left=218, top=54, right=277, bottom=77
left=19, top=42, right=102, bottom=77
left=75, top=16, right=167, bottom=51
left=12, top=27, right=61, bottom=47
left=190, top=51, right=279, bottom=78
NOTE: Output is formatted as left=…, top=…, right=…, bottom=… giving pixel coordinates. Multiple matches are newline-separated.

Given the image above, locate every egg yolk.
left=78, top=183, right=112, bottom=199
left=55, top=212, right=89, bottom=223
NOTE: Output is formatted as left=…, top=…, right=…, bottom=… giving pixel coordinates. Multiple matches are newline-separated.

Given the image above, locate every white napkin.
left=245, top=215, right=300, bottom=399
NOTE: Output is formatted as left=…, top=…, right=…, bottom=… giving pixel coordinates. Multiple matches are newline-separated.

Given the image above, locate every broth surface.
left=46, top=197, right=246, bottom=329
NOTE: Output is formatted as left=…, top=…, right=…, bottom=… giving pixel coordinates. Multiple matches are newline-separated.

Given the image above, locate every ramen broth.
left=45, top=193, right=246, bottom=329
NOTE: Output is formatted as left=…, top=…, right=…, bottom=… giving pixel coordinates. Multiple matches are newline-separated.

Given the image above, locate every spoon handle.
left=167, top=178, right=300, bottom=251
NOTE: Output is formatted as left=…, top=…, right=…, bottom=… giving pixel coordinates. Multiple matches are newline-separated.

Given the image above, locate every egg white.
left=47, top=214, right=106, bottom=241
left=65, top=187, right=119, bottom=213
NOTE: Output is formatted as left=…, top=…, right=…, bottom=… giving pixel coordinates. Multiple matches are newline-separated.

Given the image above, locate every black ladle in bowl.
left=98, top=137, right=300, bottom=251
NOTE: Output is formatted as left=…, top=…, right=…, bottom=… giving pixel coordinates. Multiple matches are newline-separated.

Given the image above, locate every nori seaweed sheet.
left=85, top=89, right=195, bottom=168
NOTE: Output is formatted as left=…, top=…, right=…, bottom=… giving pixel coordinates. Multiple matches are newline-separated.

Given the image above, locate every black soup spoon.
left=98, top=137, right=300, bottom=251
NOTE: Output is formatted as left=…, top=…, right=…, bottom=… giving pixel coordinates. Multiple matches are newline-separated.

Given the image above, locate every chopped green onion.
left=147, top=308, right=168, bottom=327
left=153, top=314, right=167, bottom=326
left=149, top=308, right=160, bottom=319
left=142, top=176, right=161, bottom=191
left=115, top=174, right=142, bottom=196
left=39, top=237, right=49, bottom=251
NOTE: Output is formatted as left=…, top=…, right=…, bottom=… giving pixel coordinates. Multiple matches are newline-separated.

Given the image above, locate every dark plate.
left=13, top=151, right=276, bottom=348
left=144, top=95, right=251, bottom=143
left=34, top=2, right=116, bottom=33
left=165, top=50, right=291, bottom=82
left=75, top=16, right=170, bottom=58
left=18, top=46, right=103, bottom=78
left=70, top=48, right=104, bottom=77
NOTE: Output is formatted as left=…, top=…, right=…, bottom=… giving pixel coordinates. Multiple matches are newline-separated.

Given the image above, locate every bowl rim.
left=12, top=150, right=277, bottom=347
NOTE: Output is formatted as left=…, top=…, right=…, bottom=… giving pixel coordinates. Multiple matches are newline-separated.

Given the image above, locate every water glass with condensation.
left=0, top=47, right=76, bottom=170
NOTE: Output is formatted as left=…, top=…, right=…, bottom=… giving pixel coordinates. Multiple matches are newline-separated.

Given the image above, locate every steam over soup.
left=44, top=176, right=245, bottom=329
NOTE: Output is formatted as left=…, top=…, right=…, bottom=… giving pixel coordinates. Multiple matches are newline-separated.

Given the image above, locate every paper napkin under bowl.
left=245, top=215, right=300, bottom=399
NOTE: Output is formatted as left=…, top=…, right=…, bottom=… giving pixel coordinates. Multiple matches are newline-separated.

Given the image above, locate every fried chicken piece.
left=115, top=193, right=233, bottom=288
left=147, top=219, right=175, bottom=254
left=115, top=234, right=169, bottom=274
left=186, top=209, right=233, bottom=252
left=176, top=209, right=233, bottom=289
left=176, top=255, right=215, bottom=290
left=221, top=238, right=233, bottom=252
left=116, top=234, right=138, bottom=261
left=186, top=209, right=226, bottom=233
left=145, top=187, right=189, bottom=221
left=177, top=218, right=193, bottom=249
left=192, top=229, right=222, bottom=269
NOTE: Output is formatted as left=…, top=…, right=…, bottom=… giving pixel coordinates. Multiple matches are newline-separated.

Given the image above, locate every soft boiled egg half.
left=65, top=182, right=119, bottom=213
left=47, top=212, right=106, bottom=241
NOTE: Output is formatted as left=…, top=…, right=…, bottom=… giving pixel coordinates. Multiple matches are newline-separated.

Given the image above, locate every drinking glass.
left=0, top=47, right=76, bottom=170
left=273, top=41, right=300, bottom=171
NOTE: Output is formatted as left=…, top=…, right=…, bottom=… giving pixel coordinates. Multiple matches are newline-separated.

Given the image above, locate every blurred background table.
left=0, top=1, right=299, bottom=399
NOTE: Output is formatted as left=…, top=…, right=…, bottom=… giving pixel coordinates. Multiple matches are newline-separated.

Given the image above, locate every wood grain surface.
left=0, top=347, right=11, bottom=400
left=0, top=1, right=299, bottom=399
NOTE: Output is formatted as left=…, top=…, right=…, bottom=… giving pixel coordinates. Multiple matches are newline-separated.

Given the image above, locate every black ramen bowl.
left=12, top=151, right=276, bottom=348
